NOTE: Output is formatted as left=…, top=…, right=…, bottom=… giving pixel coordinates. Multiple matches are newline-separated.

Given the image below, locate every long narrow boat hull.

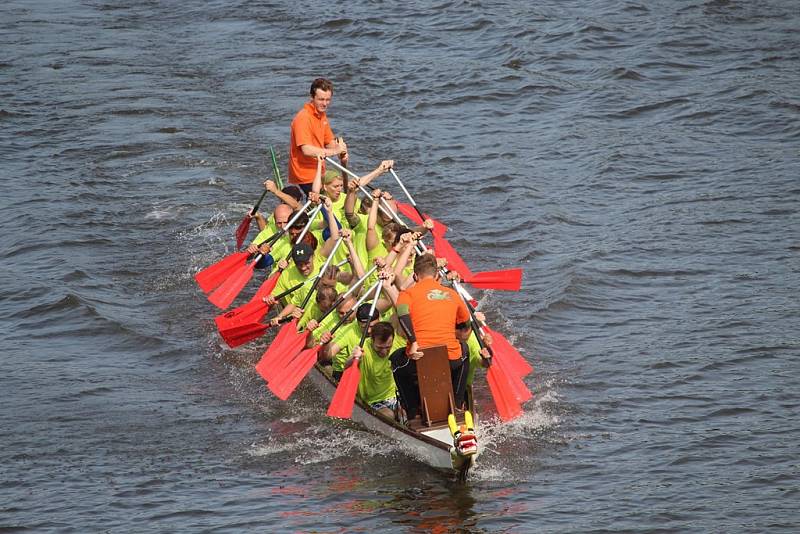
left=307, top=364, right=478, bottom=475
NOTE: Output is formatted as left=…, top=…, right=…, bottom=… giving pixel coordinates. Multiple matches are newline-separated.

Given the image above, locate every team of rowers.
left=242, top=77, right=493, bottom=422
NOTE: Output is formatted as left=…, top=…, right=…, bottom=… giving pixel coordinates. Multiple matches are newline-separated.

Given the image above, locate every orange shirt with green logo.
left=288, top=102, right=335, bottom=184
left=396, top=277, right=469, bottom=360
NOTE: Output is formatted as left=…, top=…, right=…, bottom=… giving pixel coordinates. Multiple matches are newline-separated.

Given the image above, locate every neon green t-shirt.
left=252, top=214, right=279, bottom=246
left=329, top=321, right=363, bottom=373
left=347, top=213, right=373, bottom=271
left=310, top=311, right=342, bottom=345
left=357, top=339, right=397, bottom=406
left=273, top=251, right=324, bottom=308
left=297, top=300, right=324, bottom=330
left=465, top=332, right=483, bottom=386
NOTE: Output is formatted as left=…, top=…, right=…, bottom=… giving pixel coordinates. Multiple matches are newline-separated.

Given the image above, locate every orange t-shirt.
left=396, top=277, right=469, bottom=360
left=288, top=102, right=335, bottom=184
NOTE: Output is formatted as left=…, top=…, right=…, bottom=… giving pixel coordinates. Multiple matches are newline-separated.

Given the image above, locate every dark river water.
left=2, top=0, right=799, bottom=532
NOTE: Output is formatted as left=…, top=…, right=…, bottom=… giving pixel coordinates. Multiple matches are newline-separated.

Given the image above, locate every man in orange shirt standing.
left=288, top=78, right=349, bottom=196
left=395, top=252, right=471, bottom=416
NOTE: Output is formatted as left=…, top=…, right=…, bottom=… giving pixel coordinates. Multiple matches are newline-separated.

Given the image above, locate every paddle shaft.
left=323, top=157, right=432, bottom=255
left=295, top=203, right=324, bottom=245
left=453, top=281, right=493, bottom=363
left=250, top=189, right=270, bottom=215
left=258, top=199, right=314, bottom=247
left=389, top=168, right=426, bottom=221
left=325, top=157, right=403, bottom=225
left=329, top=279, right=382, bottom=337
left=299, top=237, right=345, bottom=309
left=269, top=146, right=284, bottom=190
left=316, top=264, right=378, bottom=326
left=358, top=281, right=382, bottom=347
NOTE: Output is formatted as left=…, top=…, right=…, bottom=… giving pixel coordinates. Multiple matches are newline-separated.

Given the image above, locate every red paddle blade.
left=269, top=344, right=318, bottom=400
left=395, top=202, right=449, bottom=237
left=195, top=251, right=249, bottom=293
left=493, top=352, right=533, bottom=403
left=207, top=259, right=257, bottom=310
left=235, top=215, right=251, bottom=250
left=464, top=268, right=523, bottom=291
left=254, top=321, right=303, bottom=382
left=215, top=300, right=268, bottom=332
left=219, top=322, right=270, bottom=348
left=263, top=333, right=310, bottom=382
left=327, top=362, right=361, bottom=419
left=214, top=271, right=280, bottom=330
left=486, top=364, right=523, bottom=421
left=484, top=326, right=533, bottom=378
left=395, top=201, right=422, bottom=224
left=433, top=234, right=474, bottom=279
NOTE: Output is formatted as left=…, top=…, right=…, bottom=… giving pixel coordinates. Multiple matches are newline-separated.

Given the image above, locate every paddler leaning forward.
left=316, top=275, right=395, bottom=380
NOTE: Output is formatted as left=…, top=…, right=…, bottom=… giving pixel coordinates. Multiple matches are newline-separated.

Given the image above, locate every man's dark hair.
left=282, top=185, right=303, bottom=202
left=371, top=321, right=394, bottom=342
left=288, top=210, right=308, bottom=230
left=310, top=78, right=333, bottom=97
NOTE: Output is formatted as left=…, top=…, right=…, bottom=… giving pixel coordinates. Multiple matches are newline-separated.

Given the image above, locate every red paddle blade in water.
left=433, top=234, right=474, bottom=279
left=235, top=215, right=251, bottom=250
left=195, top=251, right=249, bottom=293
left=484, top=326, right=533, bottom=378
left=219, top=322, right=270, bottom=348
left=463, top=268, right=523, bottom=291
left=254, top=320, right=303, bottom=382
left=207, top=259, right=257, bottom=310
left=327, top=362, right=361, bottom=419
left=214, top=271, right=280, bottom=331
left=395, top=202, right=448, bottom=237
left=269, top=344, right=318, bottom=400
left=486, top=363, right=523, bottom=421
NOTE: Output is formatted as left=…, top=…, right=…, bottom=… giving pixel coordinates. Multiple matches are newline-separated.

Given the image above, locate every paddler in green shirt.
left=245, top=180, right=304, bottom=256
left=317, top=157, right=395, bottom=227
left=244, top=203, right=294, bottom=273
left=310, top=157, right=394, bottom=271
left=455, top=314, right=492, bottom=402
left=318, top=293, right=392, bottom=379
left=298, top=230, right=367, bottom=332
left=266, top=197, right=349, bottom=325
left=348, top=321, right=400, bottom=419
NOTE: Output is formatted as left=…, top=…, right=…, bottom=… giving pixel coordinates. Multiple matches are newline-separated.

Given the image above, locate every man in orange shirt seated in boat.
left=288, top=78, right=349, bottom=196
left=395, top=252, right=471, bottom=419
